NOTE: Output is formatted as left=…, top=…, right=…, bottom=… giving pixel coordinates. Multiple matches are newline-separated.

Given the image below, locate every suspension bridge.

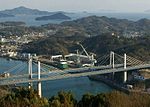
left=0, top=51, right=150, bottom=97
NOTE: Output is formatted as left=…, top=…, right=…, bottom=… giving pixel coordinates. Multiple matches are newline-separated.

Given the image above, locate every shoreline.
left=88, top=75, right=150, bottom=95
left=88, top=75, right=130, bottom=94
left=0, top=56, right=27, bottom=62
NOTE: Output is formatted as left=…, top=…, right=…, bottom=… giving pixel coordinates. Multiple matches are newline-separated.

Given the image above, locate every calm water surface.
left=0, top=57, right=113, bottom=99
left=1, top=12, right=150, bottom=26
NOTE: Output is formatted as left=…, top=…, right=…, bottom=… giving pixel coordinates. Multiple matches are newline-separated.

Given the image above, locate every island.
left=35, top=13, right=71, bottom=21
left=0, top=6, right=50, bottom=15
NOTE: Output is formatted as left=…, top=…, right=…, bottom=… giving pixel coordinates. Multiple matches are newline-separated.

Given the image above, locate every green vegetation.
left=0, top=16, right=149, bottom=61
left=22, top=33, right=150, bottom=62
left=61, top=16, right=150, bottom=36
left=49, top=91, right=77, bottom=107
left=0, top=87, right=150, bottom=107
left=0, top=87, right=49, bottom=107
left=22, top=35, right=86, bottom=55
left=82, top=34, right=150, bottom=61
left=20, top=16, right=150, bottom=62
left=36, top=13, right=71, bottom=21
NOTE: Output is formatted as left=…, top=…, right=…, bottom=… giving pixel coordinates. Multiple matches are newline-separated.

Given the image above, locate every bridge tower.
left=37, top=61, right=42, bottom=98
left=110, top=51, right=115, bottom=68
left=28, top=54, right=33, bottom=89
left=124, top=53, right=127, bottom=83
left=110, top=51, right=115, bottom=79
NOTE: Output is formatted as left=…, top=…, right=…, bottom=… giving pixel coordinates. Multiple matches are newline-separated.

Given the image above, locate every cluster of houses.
left=0, top=32, right=45, bottom=57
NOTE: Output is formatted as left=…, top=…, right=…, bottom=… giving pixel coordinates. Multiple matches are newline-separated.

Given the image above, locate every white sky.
left=0, top=0, right=150, bottom=12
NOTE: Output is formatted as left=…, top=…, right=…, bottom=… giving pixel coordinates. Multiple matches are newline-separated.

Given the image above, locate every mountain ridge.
left=35, top=13, right=71, bottom=21
left=0, top=6, right=73, bottom=16
left=0, top=6, right=50, bottom=15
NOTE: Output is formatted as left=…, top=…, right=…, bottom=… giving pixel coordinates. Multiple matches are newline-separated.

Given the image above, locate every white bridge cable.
left=40, top=63, right=64, bottom=75
left=98, top=54, right=110, bottom=65
left=32, top=62, right=51, bottom=75
left=126, top=55, right=145, bottom=65
left=126, top=57, right=141, bottom=65
left=13, top=63, right=27, bottom=75
left=97, top=55, right=108, bottom=65
left=127, top=56, right=144, bottom=65
left=96, top=54, right=109, bottom=61
left=32, top=62, right=49, bottom=73
left=114, top=58, right=122, bottom=64
left=40, top=62, right=57, bottom=70
left=114, top=53, right=145, bottom=66
left=114, top=53, right=133, bottom=65
left=114, top=55, right=124, bottom=64
left=4, top=63, right=25, bottom=73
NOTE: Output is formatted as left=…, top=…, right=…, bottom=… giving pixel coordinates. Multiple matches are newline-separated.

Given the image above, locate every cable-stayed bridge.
left=0, top=52, right=150, bottom=97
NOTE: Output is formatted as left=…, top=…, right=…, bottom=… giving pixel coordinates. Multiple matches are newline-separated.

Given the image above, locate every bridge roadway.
left=0, top=64, right=150, bottom=86
left=0, top=64, right=125, bottom=81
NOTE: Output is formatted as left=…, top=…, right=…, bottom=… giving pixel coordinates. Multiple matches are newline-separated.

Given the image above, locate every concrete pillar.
left=110, top=51, right=115, bottom=80
left=28, top=54, right=31, bottom=76
left=124, top=53, right=127, bottom=83
left=30, top=56, right=33, bottom=87
left=112, top=52, right=115, bottom=79
left=112, top=52, right=115, bottom=68
left=28, top=54, right=32, bottom=89
left=110, top=51, right=112, bottom=66
left=37, top=61, right=42, bottom=98
left=38, top=82, right=42, bottom=98
left=30, top=57, right=32, bottom=79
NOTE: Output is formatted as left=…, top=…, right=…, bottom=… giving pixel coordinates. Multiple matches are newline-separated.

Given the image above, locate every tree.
left=49, top=91, right=77, bottom=107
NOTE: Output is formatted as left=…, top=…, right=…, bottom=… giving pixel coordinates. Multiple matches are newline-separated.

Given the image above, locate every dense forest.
left=0, top=87, right=150, bottom=107
left=22, top=33, right=150, bottom=62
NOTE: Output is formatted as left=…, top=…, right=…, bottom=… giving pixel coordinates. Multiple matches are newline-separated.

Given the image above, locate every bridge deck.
left=0, top=64, right=150, bottom=86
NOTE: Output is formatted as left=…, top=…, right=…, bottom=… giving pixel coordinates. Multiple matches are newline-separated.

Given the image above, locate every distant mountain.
left=0, top=6, right=50, bottom=15
left=0, top=13, right=14, bottom=18
left=60, top=16, right=150, bottom=36
left=35, top=13, right=71, bottom=21
left=0, top=21, right=26, bottom=26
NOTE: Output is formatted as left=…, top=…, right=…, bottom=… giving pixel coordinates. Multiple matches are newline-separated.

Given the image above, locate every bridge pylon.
left=37, top=61, right=42, bottom=98
left=28, top=54, right=33, bottom=89
left=124, top=53, right=127, bottom=83
left=110, top=51, right=115, bottom=68
left=110, top=51, right=115, bottom=79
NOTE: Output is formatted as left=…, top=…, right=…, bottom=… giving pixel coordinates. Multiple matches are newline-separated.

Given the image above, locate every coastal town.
left=0, top=32, right=45, bottom=57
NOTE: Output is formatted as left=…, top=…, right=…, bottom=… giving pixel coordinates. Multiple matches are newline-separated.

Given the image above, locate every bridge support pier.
left=124, top=71, right=127, bottom=83
left=28, top=54, right=33, bottom=89
left=37, top=61, right=42, bottom=98
left=124, top=53, right=127, bottom=83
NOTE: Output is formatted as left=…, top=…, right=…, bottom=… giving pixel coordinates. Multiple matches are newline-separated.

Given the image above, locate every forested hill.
left=0, top=6, right=50, bottom=15
left=59, top=16, right=150, bottom=36
left=35, top=13, right=71, bottom=21
left=21, top=16, right=150, bottom=61
left=82, top=34, right=150, bottom=61
left=22, top=33, right=150, bottom=61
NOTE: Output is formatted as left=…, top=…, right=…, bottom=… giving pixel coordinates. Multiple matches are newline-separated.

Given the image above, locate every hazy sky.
left=0, top=0, right=150, bottom=12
